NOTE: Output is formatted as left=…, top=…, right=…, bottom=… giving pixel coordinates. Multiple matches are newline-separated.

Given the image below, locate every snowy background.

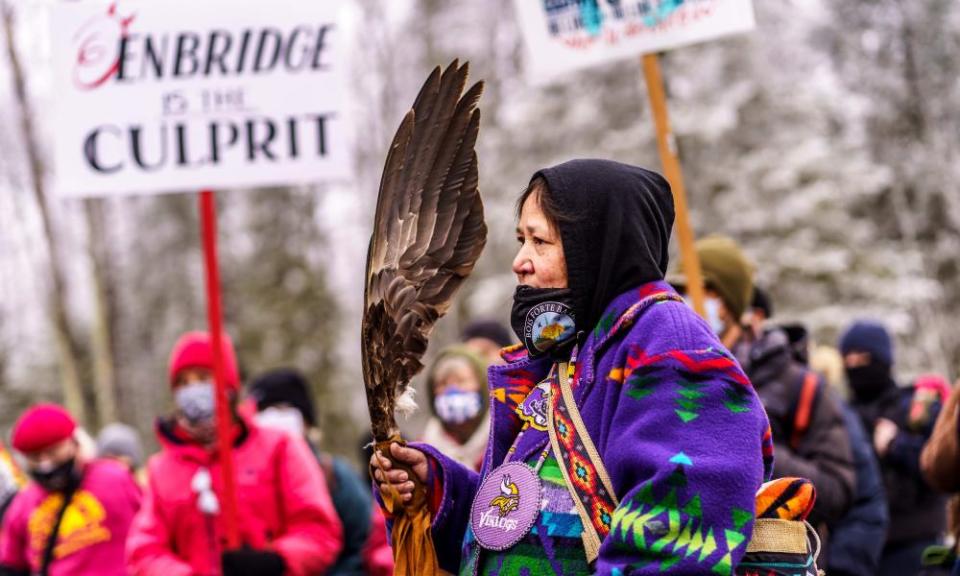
left=0, top=0, right=958, bottom=462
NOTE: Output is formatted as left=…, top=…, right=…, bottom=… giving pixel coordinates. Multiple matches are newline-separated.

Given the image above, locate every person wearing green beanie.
left=669, top=235, right=754, bottom=349
left=672, top=235, right=856, bottom=564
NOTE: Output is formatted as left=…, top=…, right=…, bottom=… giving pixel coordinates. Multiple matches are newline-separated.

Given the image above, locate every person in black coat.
left=840, top=320, right=946, bottom=576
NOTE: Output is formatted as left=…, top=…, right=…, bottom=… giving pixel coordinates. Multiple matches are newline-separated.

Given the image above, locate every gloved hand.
left=221, top=548, right=286, bottom=576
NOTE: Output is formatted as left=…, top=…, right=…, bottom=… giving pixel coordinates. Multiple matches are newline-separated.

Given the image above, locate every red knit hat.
left=11, top=404, right=77, bottom=454
left=168, top=331, right=240, bottom=390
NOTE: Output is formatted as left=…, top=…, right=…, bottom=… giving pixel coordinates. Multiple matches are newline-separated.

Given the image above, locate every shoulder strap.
left=39, top=484, right=78, bottom=576
left=548, top=362, right=618, bottom=563
left=790, top=371, right=820, bottom=451
left=546, top=292, right=684, bottom=563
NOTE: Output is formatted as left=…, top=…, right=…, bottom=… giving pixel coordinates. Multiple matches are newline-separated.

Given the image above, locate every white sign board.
left=50, top=0, right=351, bottom=197
left=514, top=0, right=755, bottom=84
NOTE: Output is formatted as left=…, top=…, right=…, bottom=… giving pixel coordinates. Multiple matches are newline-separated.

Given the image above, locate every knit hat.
left=839, top=321, right=893, bottom=367
left=248, top=368, right=317, bottom=427
left=11, top=404, right=77, bottom=454
left=168, top=331, right=240, bottom=390
left=913, top=374, right=950, bottom=405
left=96, top=423, right=144, bottom=468
left=461, top=320, right=514, bottom=348
left=671, top=236, right=754, bottom=320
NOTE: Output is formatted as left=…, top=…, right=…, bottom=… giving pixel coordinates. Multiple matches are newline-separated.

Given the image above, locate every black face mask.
left=511, top=286, right=578, bottom=359
left=29, top=457, right=80, bottom=493
left=846, top=361, right=893, bottom=402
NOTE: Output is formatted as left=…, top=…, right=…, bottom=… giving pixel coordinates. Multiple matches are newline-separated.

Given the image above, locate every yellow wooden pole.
left=642, top=52, right=706, bottom=317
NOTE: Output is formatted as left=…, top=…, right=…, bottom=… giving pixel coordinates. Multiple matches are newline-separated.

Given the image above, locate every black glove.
left=221, top=548, right=286, bottom=576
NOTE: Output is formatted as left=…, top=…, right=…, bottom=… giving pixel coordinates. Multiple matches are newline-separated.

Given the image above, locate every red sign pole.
left=198, top=189, right=240, bottom=549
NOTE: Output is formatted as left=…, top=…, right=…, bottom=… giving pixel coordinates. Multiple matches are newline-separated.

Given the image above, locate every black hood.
left=533, top=159, right=674, bottom=332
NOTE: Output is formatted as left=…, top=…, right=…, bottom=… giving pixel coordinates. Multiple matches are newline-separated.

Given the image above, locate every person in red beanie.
left=0, top=404, right=141, bottom=576
left=126, top=331, right=343, bottom=576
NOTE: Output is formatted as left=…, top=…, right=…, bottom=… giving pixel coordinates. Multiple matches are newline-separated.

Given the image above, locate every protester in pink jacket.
left=126, top=332, right=343, bottom=576
left=0, top=404, right=141, bottom=576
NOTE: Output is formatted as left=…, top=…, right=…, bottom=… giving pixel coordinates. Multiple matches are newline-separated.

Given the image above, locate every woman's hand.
left=370, top=443, right=429, bottom=504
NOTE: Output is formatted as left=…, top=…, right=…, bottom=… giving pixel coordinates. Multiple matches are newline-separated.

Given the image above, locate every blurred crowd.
left=1, top=235, right=959, bottom=576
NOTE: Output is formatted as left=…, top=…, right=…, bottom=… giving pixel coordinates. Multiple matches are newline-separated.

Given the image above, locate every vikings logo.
left=488, top=475, right=521, bottom=517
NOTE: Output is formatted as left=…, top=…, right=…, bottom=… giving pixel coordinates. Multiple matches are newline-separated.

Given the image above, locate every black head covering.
left=460, top=320, right=514, bottom=348
left=248, top=368, right=317, bottom=426
left=752, top=286, right=774, bottom=319
left=533, top=159, right=674, bottom=332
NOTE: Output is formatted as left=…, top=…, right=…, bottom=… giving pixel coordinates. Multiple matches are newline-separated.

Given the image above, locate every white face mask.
left=255, top=407, right=305, bottom=438
left=683, top=296, right=727, bottom=337
left=704, top=297, right=726, bottom=336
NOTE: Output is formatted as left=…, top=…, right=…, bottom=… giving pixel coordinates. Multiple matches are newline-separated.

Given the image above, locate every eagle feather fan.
left=362, top=60, right=486, bottom=443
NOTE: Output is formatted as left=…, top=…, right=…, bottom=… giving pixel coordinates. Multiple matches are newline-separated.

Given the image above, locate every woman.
left=373, top=159, right=773, bottom=574
left=421, top=347, right=491, bottom=472
left=126, top=332, right=343, bottom=576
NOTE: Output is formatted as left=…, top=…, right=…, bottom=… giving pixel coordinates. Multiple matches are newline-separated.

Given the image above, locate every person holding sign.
left=372, top=159, right=773, bottom=574
left=126, top=332, right=343, bottom=576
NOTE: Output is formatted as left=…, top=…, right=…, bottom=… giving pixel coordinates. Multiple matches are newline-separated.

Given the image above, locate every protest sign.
left=515, top=0, right=754, bottom=84
left=50, top=0, right=350, bottom=197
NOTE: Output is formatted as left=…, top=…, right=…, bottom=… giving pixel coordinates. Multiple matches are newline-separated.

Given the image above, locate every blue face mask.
left=434, top=389, right=484, bottom=425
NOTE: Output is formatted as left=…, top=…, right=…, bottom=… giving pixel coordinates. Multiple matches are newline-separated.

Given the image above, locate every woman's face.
left=432, top=358, right=481, bottom=397
left=512, top=190, right=568, bottom=289
left=173, top=367, right=213, bottom=389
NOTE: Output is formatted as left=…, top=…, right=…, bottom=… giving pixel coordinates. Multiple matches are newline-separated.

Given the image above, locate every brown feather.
left=362, top=61, right=486, bottom=441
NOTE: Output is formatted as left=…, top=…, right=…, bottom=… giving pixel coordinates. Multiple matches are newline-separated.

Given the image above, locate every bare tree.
left=86, top=199, right=119, bottom=424
left=2, top=0, right=91, bottom=424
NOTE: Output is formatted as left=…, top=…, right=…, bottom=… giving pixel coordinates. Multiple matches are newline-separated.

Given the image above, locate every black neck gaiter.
left=511, top=285, right=578, bottom=359
left=847, top=361, right=895, bottom=403
left=29, top=457, right=81, bottom=493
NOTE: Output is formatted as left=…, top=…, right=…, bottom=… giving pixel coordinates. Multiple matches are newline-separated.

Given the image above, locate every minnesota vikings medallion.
left=470, top=461, right=543, bottom=551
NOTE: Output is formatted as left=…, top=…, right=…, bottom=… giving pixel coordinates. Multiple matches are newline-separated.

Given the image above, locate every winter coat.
left=826, top=402, right=889, bottom=576
left=734, top=328, right=856, bottom=527
left=853, top=384, right=946, bottom=544
left=0, top=459, right=141, bottom=576
left=362, top=506, right=393, bottom=576
left=312, top=450, right=378, bottom=576
left=420, top=416, right=490, bottom=472
left=406, top=282, right=773, bottom=575
left=126, top=418, right=343, bottom=576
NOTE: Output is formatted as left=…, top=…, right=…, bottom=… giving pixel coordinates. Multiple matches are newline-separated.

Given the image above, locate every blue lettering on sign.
left=645, top=0, right=685, bottom=27
left=542, top=0, right=694, bottom=37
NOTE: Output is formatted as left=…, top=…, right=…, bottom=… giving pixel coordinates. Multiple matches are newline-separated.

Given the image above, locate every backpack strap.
left=547, top=361, right=617, bottom=563
left=790, top=372, right=820, bottom=451
left=39, top=483, right=78, bottom=576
